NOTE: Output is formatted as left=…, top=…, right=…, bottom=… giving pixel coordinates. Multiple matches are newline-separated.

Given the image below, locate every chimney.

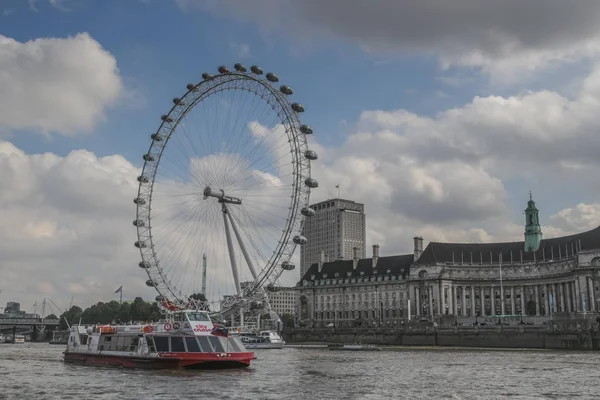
left=325, top=253, right=330, bottom=262
left=353, top=247, right=359, bottom=270
left=318, top=250, right=326, bottom=273
left=372, top=244, right=380, bottom=269
left=413, top=236, right=423, bottom=262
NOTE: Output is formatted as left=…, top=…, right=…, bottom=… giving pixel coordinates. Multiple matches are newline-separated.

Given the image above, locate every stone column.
left=545, top=284, right=551, bottom=315
left=441, top=284, right=447, bottom=315
left=565, top=282, right=572, bottom=313
left=520, top=286, right=526, bottom=316
left=559, top=282, right=565, bottom=313
left=428, top=286, right=434, bottom=317
left=589, top=277, right=596, bottom=312
left=415, top=286, right=421, bottom=316
left=534, top=285, right=540, bottom=316
left=490, top=286, right=495, bottom=315
left=500, top=285, right=506, bottom=315
left=575, top=279, right=581, bottom=312
left=461, top=286, right=467, bottom=316
left=480, top=287, right=486, bottom=317
left=451, top=286, right=456, bottom=315
left=511, top=286, right=516, bottom=315
left=471, top=286, right=476, bottom=317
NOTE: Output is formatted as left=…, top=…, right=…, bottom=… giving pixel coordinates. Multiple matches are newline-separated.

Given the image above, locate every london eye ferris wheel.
left=133, top=63, right=319, bottom=317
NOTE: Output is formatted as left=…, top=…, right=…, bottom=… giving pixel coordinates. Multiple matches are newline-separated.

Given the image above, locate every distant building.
left=267, top=287, right=296, bottom=317
left=295, top=195, right=600, bottom=328
left=4, top=302, right=23, bottom=315
left=300, top=198, right=366, bottom=276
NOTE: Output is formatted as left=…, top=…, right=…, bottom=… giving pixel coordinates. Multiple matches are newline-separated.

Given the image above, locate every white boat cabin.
left=66, top=310, right=246, bottom=355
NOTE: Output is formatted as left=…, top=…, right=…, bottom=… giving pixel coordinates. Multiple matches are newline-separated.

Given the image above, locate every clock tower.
left=524, top=192, right=543, bottom=252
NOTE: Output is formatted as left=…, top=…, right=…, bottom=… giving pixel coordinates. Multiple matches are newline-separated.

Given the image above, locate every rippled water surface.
left=2, top=343, right=600, bottom=399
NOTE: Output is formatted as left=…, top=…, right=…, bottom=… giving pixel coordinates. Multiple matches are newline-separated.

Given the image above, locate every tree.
left=280, top=313, right=295, bottom=328
left=45, top=314, right=58, bottom=320
left=58, top=306, right=83, bottom=330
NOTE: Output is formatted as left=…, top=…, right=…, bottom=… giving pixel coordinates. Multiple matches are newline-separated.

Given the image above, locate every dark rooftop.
left=299, top=254, right=413, bottom=283
left=416, top=225, right=600, bottom=265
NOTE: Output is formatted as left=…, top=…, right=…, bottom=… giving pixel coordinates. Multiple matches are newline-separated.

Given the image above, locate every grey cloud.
left=180, top=0, right=600, bottom=75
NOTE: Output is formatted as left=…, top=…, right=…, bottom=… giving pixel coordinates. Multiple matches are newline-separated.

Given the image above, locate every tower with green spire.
left=524, top=191, right=542, bottom=252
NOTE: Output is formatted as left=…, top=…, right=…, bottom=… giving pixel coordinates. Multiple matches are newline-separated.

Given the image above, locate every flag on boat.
left=211, top=326, right=229, bottom=337
left=114, top=285, right=123, bottom=294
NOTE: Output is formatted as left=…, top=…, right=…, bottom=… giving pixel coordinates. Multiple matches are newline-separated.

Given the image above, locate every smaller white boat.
left=238, top=330, right=285, bottom=349
left=328, top=343, right=381, bottom=351
left=13, top=335, right=25, bottom=344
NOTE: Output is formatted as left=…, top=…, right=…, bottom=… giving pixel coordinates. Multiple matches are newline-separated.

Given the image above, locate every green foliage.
left=58, top=306, right=83, bottom=330
left=45, top=314, right=58, bottom=320
left=280, top=313, right=295, bottom=328
left=58, top=297, right=162, bottom=327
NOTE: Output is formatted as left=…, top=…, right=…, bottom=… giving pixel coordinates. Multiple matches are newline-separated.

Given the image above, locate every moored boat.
left=63, top=310, right=255, bottom=369
left=237, top=330, right=285, bottom=349
left=328, top=343, right=381, bottom=351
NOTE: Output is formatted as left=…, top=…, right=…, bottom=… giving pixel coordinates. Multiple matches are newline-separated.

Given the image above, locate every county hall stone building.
left=295, top=195, right=600, bottom=327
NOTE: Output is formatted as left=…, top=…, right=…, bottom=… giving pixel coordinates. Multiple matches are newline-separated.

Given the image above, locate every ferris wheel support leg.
left=222, top=203, right=241, bottom=295
left=225, top=207, right=258, bottom=280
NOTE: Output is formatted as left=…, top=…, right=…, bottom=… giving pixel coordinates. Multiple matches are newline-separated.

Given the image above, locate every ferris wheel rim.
left=133, top=66, right=314, bottom=315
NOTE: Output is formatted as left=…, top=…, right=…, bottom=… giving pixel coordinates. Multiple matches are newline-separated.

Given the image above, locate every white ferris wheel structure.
left=133, top=63, right=319, bottom=319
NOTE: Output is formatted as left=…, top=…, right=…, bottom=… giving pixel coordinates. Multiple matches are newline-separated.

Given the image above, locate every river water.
left=1, top=343, right=600, bottom=399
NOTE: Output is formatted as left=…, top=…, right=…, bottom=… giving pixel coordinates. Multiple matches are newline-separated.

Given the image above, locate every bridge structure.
left=0, top=317, right=61, bottom=342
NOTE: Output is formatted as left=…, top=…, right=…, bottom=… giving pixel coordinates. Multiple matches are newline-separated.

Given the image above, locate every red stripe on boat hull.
left=63, top=351, right=254, bottom=369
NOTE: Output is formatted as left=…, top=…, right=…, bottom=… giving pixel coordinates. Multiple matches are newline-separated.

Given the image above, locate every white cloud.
left=0, top=33, right=122, bottom=136
left=0, top=141, right=147, bottom=311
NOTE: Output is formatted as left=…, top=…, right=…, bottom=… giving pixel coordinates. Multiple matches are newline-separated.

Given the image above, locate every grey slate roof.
left=299, top=254, right=413, bottom=282
left=416, top=225, right=600, bottom=265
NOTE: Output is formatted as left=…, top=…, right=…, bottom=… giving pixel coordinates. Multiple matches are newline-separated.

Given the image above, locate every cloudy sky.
left=2, top=0, right=600, bottom=312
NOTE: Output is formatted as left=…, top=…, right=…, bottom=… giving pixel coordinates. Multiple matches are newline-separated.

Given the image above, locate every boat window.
left=207, top=336, right=225, bottom=353
left=130, top=337, right=140, bottom=352
left=185, top=337, right=201, bottom=352
left=153, top=336, right=170, bottom=352
left=227, top=337, right=243, bottom=352
left=186, top=312, right=210, bottom=321
left=197, top=336, right=213, bottom=352
left=170, top=336, right=186, bottom=352
left=146, top=336, right=156, bottom=352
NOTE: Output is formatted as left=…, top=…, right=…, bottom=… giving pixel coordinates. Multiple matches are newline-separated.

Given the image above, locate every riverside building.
left=295, top=195, right=600, bottom=327
left=299, top=198, right=366, bottom=277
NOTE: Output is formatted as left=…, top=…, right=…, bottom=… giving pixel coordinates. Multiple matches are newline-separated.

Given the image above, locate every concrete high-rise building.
left=300, top=198, right=366, bottom=276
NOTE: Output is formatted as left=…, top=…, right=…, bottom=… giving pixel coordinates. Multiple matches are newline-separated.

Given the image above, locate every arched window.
left=591, top=257, right=600, bottom=267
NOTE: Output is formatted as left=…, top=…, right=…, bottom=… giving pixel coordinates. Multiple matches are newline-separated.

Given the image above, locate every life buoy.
left=164, top=323, right=172, bottom=331
left=173, top=322, right=181, bottom=330
left=143, top=325, right=153, bottom=333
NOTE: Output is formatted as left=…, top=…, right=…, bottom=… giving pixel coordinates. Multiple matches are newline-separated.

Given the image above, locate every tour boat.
left=63, top=310, right=255, bottom=369
left=236, top=330, right=285, bottom=349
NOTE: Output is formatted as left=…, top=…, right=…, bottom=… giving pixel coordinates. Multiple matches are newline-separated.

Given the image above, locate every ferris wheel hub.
left=203, top=186, right=242, bottom=205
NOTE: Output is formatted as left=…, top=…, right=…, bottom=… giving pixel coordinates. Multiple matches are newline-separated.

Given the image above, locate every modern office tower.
left=300, top=198, right=366, bottom=276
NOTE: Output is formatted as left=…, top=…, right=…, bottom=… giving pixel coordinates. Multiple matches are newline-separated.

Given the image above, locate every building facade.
left=300, top=198, right=366, bottom=276
left=267, top=287, right=297, bottom=317
left=295, top=196, right=600, bottom=328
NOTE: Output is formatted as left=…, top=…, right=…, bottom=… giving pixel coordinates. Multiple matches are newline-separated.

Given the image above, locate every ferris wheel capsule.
left=133, top=220, right=145, bottom=227
left=234, top=63, right=247, bottom=72
left=304, top=150, right=318, bottom=160
left=202, top=73, right=213, bottom=80
left=291, top=103, right=304, bottom=113
left=250, top=65, right=263, bottom=75
left=266, top=72, right=279, bottom=82
left=218, top=65, right=229, bottom=73
left=280, top=85, right=293, bottom=95
left=299, top=125, right=313, bottom=134
left=301, top=207, right=315, bottom=217
left=305, top=177, right=318, bottom=188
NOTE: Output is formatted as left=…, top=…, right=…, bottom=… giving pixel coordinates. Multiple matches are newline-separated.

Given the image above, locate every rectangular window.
left=146, top=337, right=156, bottom=352
left=185, top=337, right=201, bottom=353
left=154, top=336, right=170, bottom=352
left=170, top=336, right=186, bottom=352
left=208, top=336, right=226, bottom=353
left=197, top=336, right=212, bottom=352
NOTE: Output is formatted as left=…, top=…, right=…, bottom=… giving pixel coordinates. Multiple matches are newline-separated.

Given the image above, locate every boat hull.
left=63, top=351, right=254, bottom=369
